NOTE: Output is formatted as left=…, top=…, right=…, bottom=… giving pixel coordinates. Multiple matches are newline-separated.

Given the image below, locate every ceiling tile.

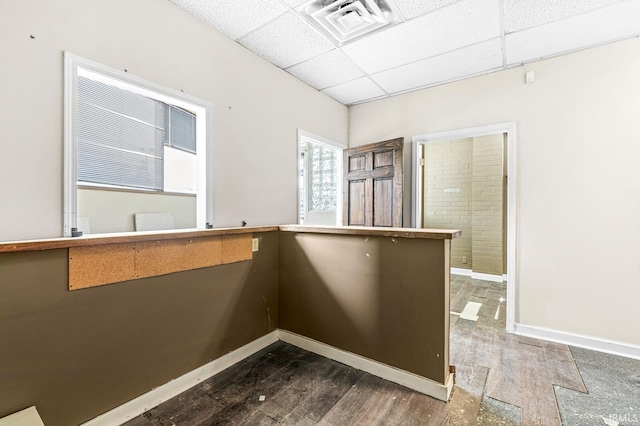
left=503, top=0, right=624, bottom=33
left=341, top=0, right=501, bottom=74
left=286, top=49, right=366, bottom=90
left=238, top=11, right=335, bottom=69
left=371, top=38, right=503, bottom=94
left=506, top=0, right=640, bottom=65
left=169, top=0, right=289, bottom=40
left=281, top=0, right=308, bottom=7
left=321, top=77, right=387, bottom=105
left=393, top=0, right=460, bottom=20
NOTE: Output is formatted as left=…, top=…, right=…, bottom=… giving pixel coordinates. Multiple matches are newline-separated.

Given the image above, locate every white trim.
left=450, top=267, right=472, bottom=277
left=277, top=330, right=454, bottom=402
left=450, top=268, right=506, bottom=283
left=412, top=122, right=517, bottom=333
left=81, top=331, right=279, bottom=426
left=514, top=324, right=640, bottom=361
left=471, top=271, right=504, bottom=283
left=411, top=140, right=421, bottom=229
left=297, top=129, right=347, bottom=150
left=63, top=53, right=79, bottom=237
left=505, top=123, right=517, bottom=334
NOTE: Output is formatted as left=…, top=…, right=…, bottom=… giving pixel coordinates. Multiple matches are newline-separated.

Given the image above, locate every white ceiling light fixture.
left=298, top=0, right=404, bottom=46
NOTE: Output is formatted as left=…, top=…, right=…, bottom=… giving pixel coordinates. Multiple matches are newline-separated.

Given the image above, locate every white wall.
left=78, top=189, right=196, bottom=234
left=349, top=37, right=640, bottom=348
left=0, top=0, right=347, bottom=241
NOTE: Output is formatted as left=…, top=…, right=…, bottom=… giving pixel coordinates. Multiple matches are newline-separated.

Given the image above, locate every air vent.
left=298, top=0, right=403, bottom=46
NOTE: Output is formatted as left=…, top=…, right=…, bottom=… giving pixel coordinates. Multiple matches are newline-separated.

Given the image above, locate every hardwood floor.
left=125, top=275, right=622, bottom=425
left=448, top=276, right=586, bottom=425
left=124, top=342, right=449, bottom=425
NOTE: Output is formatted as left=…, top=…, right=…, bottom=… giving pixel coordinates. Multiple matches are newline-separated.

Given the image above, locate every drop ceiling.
left=169, top=0, right=640, bottom=105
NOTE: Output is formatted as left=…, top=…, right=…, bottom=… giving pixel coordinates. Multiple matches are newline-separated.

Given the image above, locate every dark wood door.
left=343, top=138, right=403, bottom=227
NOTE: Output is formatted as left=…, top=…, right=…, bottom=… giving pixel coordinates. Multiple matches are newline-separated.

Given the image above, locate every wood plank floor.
left=125, top=275, right=600, bottom=425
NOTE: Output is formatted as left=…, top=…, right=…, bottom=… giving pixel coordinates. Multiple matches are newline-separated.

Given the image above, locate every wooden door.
left=343, top=138, right=403, bottom=227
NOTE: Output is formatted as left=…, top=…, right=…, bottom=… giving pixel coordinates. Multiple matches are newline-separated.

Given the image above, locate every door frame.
left=412, top=122, right=517, bottom=333
left=297, top=129, right=347, bottom=226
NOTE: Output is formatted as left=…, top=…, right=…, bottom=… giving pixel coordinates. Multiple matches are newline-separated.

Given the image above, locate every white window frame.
left=63, top=53, right=213, bottom=236
left=297, top=130, right=346, bottom=226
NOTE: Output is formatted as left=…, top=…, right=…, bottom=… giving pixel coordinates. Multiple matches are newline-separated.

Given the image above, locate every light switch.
left=252, top=238, right=259, bottom=252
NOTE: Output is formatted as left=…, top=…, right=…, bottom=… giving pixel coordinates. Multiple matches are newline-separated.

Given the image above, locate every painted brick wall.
left=423, top=135, right=504, bottom=275
left=424, top=138, right=473, bottom=269
left=471, top=134, right=504, bottom=275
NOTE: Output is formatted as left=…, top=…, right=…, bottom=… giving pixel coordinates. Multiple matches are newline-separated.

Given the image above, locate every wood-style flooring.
left=125, top=275, right=593, bottom=425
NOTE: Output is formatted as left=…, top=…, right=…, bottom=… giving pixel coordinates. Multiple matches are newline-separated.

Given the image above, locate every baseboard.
left=450, top=268, right=505, bottom=283
left=81, top=331, right=279, bottom=426
left=514, top=324, right=640, bottom=360
left=471, top=271, right=504, bottom=283
left=82, top=328, right=457, bottom=425
left=278, top=330, right=453, bottom=402
left=450, top=267, right=472, bottom=277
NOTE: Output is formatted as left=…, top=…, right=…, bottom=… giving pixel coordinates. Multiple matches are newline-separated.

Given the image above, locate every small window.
left=64, top=53, right=212, bottom=236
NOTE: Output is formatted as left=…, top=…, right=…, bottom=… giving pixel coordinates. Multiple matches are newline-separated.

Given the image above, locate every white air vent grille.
left=299, top=0, right=403, bottom=46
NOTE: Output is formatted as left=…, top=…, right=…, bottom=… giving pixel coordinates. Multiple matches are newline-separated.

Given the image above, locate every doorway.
left=412, top=123, right=516, bottom=332
left=297, top=130, right=346, bottom=226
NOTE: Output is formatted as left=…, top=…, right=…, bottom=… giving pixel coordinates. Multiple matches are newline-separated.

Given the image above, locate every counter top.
left=0, top=226, right=279, bottom=253
left=0, top=225, right=460, bottom=253
left=279, top=225, right=461, bottom=240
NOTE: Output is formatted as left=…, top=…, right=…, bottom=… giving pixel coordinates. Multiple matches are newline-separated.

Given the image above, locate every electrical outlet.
left=462, top=256, right=467, bottom=264
left=252, top=238, right=259, bottom=252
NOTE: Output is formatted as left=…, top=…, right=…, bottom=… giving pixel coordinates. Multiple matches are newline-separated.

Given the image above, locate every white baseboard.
left=450, top=267, right=472, bottom=277
left=514, top=324, right=640, bottom=361
left=278, top=330, right=453, bottom=402
left=450, top=268, right=505, bottom=283
left=81, top=331, right=279, bottom=426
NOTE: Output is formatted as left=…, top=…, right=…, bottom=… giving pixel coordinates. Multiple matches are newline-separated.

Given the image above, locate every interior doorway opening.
left=412, top=123, right=516, bottom=332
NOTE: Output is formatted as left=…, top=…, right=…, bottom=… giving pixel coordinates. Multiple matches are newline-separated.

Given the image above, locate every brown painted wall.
left=0, top=232, right=278, bottom=426
left=278, top=232, right=450, bottom=384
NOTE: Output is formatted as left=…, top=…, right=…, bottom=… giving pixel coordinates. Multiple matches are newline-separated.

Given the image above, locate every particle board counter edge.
left=0, top=226, right=279, bottom=253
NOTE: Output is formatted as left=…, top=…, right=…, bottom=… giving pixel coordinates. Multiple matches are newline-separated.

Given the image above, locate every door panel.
left=348, top=180, right=366, bottom=226
left=374, top=150, right=394, bottom=168
left=373, top=178, right=393, bottom=227
left=343, top=138, right=403, bottom=227
left=349, top=155, right=366, bottom=172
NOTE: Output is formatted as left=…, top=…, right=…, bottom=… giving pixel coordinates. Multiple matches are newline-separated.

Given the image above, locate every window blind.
left=77, top=76, right=165, bottom=190
left=165, top=106, right=196, bottom=154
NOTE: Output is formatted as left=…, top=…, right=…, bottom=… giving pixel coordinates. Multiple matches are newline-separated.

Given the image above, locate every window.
left=64, top=53, right=212, bottom=236
left=308, top=143, right=339, bottom=211
left=297, top=130, right=345, bottom=226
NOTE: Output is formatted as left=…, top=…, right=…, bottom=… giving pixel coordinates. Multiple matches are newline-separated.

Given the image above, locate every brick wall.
left=424, top=138, right=473, bottom=269
left=471, top=134, right=504, bottom=275
left=423, top=134, right=504, bottom=275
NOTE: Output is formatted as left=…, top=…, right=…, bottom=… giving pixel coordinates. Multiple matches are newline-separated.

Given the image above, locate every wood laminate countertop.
left=0, top=225, right=460, bottom=253
left=279, top=225, right=461, bottom=240
left=0, top=226, right=279, bottom=253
